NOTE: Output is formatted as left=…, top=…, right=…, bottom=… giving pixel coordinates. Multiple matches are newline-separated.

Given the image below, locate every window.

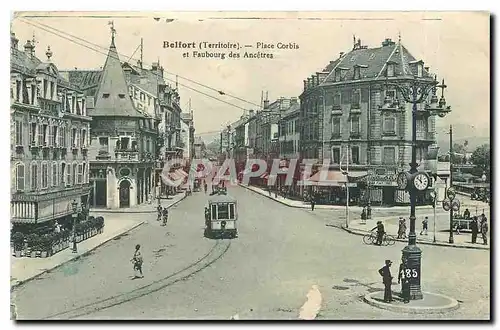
left=333, top=93, right=341, bottom=108
left=41, top=162, right=48, bottom=189
left=350, top=116, right=360, bottom=135
left=83, top=163, right=87, bottom=183
left=332, top=117, right=341, bottom=137
left=81, top=129, right=87, bottom=147
left=15, top=163, right=25, bottom=191
left=383, top=116, right=396, bottom=134
left=334, top=69, right=341, bottom=82
left=354, top=67, right=361, bottom=80
left=351, top=146, right=360, bottom=164
left=417, top=64, right=423, bottom=77
left=387, top=64, right=395, bottom=77
left=332, top=147, right=341, bottom=164
left=99, top=137, right=109, bottom=148
left=60, top=163, right=66, bottom=186
left=48, top=126, right=53, bottom=147
left=30, top=123, right=36, bottom=145
left=72, top=128, right=77, bottom=146
left=73, top=163, right=77, bottom=185
left=30, top=162, right=38, bottom=191
left=15, top=120, right=23, bottom=145
left=229, top=204, right=235, bottom=219
left=16, top=80, right=20, bottom=101
left=42, top=124, right=48, bottom=146
left=53, top=126, right=58, bottom=147
left=77, top=164, right=83, bottom=184
left=31, top=83, right=35, bottom=105
left=383, top=147, right=396, bottom=165
left=66, top=164, right=71, bottom=186
left=50, top=81, right=55, bottom=99
left=217, top=204, right=230, bottom=220
left=148, top=96, right=151, bottom=106
left=386, top=90, right=396, bottom=100
left=37, top=124, right=43, bottom=146
left=72, top=96, right=76, bottom=112
left=52, top=162, right=57, bottom=187
left=351, top=89, right=361, bottom=106
left=59, top=127, right=66, bottom=147
left=43, top=79, right=48, bottom=98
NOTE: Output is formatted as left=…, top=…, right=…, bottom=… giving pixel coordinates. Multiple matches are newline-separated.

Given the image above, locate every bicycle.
left=362, top=232, right=396, bottom=246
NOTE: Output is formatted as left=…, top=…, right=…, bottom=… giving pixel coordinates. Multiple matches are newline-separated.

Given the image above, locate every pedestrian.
left=480, top=218, right=488, bottom=245
left=470, top=216, right=479, bottom=244
left=378, top=260, right=393, bottom=303
left=361, top=207, right=367, bottom=221
left=157, top=205, right=162, bottom=221
left=463, top=208, right=470, bottom=220
left=54, top=221, right=61, bottom=233
left=131, top=244, right=144, bottom=279
left=162, top=208, right=169, bottom=226
left=204, top=182, right=208, bottom=194
left=311, top=194, right=316, bottom=211
left=397, top=217, right=407, bottom=239
left=420, top=217, right=428, bottom=235
left=397, top=257, right=410, bottom=303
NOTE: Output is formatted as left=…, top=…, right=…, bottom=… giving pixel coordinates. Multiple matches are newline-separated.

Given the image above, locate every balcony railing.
left=38, top=98, right=61, bottom=113
left=115, top=149, right=139, bottom=161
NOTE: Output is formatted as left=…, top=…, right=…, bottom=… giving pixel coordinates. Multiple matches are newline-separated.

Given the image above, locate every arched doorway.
left=119, top=180, right=131, bottom=208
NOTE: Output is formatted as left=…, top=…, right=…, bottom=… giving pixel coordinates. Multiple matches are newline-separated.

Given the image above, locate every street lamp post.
left=448, top=125, right=454, bottom=244
left=71, top=199, right=78, bottom=253
left=387, top=74, right=450, bottom=300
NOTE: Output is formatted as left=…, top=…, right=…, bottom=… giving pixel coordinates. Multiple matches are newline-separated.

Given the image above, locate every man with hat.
left=371, top=221, right=385, bottom=246
left=378, top=259, right=393, bottom=303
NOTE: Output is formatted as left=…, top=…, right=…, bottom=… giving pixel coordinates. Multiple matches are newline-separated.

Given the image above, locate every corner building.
left=300, top=38, right=438, bottom=206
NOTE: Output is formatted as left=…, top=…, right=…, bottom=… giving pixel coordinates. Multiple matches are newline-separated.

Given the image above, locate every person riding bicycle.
left=157, top=205, right=162, bottom=221
left=162, top=208, right=169, bottom=226
left=371, top=221, right=385, bottom=246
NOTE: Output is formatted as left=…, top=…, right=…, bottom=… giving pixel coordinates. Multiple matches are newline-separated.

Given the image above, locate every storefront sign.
left=369, top=174, right=397, bottom=186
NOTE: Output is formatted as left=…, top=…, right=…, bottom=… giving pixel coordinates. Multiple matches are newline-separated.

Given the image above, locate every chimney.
left=24, top=40, right=35, bottom=58
left=339, top=52, right=344, bottom=58
left=263, top=99, right=270, bottom=109
left=303, top=80, right=307, bottom=91
left=290, top=97, right=298, bottom=106
left=249, top=110, right=255, bottom=116
left=11, top=32, right=19, bottom=50
left=311, top=75, right=316, bottom=87
left=151, top=62, right=159, bottom=71
left=316, top=74, right=320, bottom=86
left=382, top=38, right=395, bottom=47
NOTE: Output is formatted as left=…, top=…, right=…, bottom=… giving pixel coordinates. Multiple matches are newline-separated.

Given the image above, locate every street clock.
left=397, top=172, right=410, bottom=190
left=446, top=187, right=456, bottom=200
left=412, top=172, right=430, bottom=191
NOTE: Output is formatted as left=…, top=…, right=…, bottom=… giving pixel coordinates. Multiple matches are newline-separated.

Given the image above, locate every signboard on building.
left=369, top=174, right=397, bottom=186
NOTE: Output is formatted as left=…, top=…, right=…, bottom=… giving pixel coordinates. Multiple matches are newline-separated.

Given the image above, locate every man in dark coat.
left=372, top=221, right=385, bottom=246
left=378, top=260, right=393, bottom=303
left=398, top=257, right=410, bottom=303
left=470, top=216, right=479, bottom=244
left=481, top=218, right=488, bottom=245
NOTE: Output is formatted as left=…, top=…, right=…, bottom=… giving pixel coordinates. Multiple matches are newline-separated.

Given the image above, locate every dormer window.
left=387, top=64, right=395, bottom=77
left=353, top=67, right=360, bottom=80
left=103, top=93, right=110, bottom=98
left=334, top=69, right=341, bottom=82
left=118, top=94, right=125, bottom=99
left=417, top=64, right=423, bottom=77
left=409, top=60, right=424, bottom=78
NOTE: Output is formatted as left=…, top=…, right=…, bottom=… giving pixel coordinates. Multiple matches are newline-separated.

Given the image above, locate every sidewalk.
left=89, top=192, right=186, bottom=214
left=239, top=183, right=435, bottom=212
left=340, top=219, right=490, bottom=250
left=11, top=194, right=186, bottom=290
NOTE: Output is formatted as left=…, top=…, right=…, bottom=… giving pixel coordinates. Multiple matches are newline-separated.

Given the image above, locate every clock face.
left=413, top=173, right=429, bottom=191
left=397, top=173, right=408, bottom=190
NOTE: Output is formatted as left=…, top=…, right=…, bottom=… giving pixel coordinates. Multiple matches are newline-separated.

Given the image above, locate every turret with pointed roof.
left=90, top=35, right=143, bottom=118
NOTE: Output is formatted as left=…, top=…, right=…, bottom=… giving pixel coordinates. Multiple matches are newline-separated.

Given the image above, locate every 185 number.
left=402, top=269, right=418, bottom=278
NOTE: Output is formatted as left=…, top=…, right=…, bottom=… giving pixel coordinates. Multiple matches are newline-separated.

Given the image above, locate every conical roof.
left=90, top=36, right=143, bottom=117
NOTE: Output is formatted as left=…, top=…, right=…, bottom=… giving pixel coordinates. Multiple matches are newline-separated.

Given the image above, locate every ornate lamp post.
left=71, top=199, right=79, bottom=253
left=387, top=73, right=451, bottom=300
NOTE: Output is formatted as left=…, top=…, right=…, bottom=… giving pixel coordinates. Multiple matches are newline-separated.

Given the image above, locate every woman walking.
left=131, top=244, right=144, bottom=279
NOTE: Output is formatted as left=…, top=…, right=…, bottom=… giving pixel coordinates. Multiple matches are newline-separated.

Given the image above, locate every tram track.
left=39, top=239, right=231, bottom=320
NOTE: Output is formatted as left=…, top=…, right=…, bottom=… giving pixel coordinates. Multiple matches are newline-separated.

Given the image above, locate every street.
left=12, top=186, right=490, bottom=320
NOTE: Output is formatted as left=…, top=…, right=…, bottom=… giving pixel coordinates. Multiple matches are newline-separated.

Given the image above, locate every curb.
left=363, top=291, right=459, bottom=314
left=10, top=221, right=145, bottom=291
left=89, top=194, right=187, bottom=214
left=338, top=225, right=489, bottom=250
left=238, top=184, right=435, bottom=212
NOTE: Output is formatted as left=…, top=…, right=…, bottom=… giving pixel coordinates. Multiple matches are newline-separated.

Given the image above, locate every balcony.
left=38, top=98, right=61, bottom=113
left=115, top=149, right=139, bottom=161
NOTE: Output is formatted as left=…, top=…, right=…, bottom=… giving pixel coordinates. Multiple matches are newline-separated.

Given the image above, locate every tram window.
left=211, top=205, right=217, bottom=220
left=217, top=204, right=229, bottom=220
left=229, top=204, right=235, bottom=219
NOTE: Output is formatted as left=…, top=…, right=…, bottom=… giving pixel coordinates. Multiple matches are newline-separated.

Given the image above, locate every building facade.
left=299, top=37, right=448, bottom=205
left=76, top=33, right=157, bottom=209
left=278, top=98, right=300, bottom=160
left=10, top=32, right=92, bottom=231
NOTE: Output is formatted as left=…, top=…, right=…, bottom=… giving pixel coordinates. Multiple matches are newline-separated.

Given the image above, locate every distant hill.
left=437, top=134, right=490, bottom=152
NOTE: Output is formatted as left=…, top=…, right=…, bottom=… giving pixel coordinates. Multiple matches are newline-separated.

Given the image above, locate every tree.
left=470, top=143, right=490, bottom=171
left=451, top=143, right=467, bottom=164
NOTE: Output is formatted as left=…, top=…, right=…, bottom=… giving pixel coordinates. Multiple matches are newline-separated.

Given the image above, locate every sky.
left=11, top=11, right=490, bottom=140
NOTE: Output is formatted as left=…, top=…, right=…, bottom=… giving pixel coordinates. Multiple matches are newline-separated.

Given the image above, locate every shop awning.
left=168, top=171, right=182, bottom=181
left=348, top=171, right=369, bottom=179
left=175, top=169, right=189, bottom=178
left=309, top=170, right=347, bottom=184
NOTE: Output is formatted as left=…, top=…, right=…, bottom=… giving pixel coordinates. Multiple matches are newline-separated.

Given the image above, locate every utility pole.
left=345, top=143, right=350, bottom=228
left=227, top=125, right=231, bottom=159
left=140, top=38, right=143, bottom=68
left=448, top=125, right=454, bottom=244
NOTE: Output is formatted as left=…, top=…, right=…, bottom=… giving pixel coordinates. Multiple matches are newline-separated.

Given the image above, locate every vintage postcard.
left=10, top=11, right=490, bottom=320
